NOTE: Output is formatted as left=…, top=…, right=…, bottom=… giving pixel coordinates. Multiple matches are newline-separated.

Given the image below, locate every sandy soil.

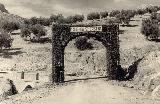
left=1, top=15, right=160, bottom=104
left=1, top=79, right=159, bottom=104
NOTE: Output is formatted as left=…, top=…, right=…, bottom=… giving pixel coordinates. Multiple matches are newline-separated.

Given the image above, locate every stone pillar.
left=52, top=24, right=65, bottom=83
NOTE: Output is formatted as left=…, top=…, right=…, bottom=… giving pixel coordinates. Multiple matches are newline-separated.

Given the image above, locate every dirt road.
left=31, top=79, right=158, bottom=104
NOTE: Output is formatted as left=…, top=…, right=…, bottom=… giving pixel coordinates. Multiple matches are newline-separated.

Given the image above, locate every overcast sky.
left=0, top=0, right=160, bottom=18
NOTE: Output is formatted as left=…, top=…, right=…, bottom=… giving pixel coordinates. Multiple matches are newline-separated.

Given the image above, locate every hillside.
left=0, top=3, right=24, bottom=25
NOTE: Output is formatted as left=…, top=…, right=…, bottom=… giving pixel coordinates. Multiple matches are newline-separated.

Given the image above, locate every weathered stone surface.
left=52, top=21, right=120, bottom=83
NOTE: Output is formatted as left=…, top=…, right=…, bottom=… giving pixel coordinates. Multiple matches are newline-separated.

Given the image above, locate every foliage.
left=24, top=17, right=50, bottom=26
left=21, top=23, right=46, bottom=42
left=146, top=6, right=159, bottom=13
left=136, top=9, right=147, bottom=15
left=65, top=15, right=84, bottom=23
left=30, top=24, right=46, bottom=37
left=0, top=21, right=20, bottom=32
left=21, top=25, right=31, bottom=38
left=50, top=14, right=66, bottom=24
left=0, top=29, right=13, bottom=49
left=100, top=11, right=108, bottom=18
left=50, top=14, right=84, bottom=24
left=74, top=36, right=93, bottom=50
left=87, top=12, right=100, bottom=20
left=151, top=12, right=160, bottom=22
left=141, top=19, right=159, bottom=39
left=114, top=10, right=135, bottom=25
left=109, top=10, right=120, bottom=17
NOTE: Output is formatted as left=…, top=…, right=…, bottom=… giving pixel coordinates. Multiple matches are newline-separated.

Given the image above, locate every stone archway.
left=52, top=21, right=120, bottom=83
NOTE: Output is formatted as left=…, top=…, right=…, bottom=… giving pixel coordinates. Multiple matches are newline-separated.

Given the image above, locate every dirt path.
left=30, top=80, right=157, bottom=104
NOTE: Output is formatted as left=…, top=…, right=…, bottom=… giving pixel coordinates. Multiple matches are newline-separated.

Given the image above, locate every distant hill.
left=0, top=3, right=24, bottom=26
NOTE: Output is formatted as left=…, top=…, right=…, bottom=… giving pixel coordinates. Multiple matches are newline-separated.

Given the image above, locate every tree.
left=65, top=15, right=84, bottom=23
left=146, top=6, right=159, bottom=14
left=50, top=14, right=66, bottom=24
left=37, top=17, right=50, bottom=26
left=30, top=17, right=38, bottom=25
left=100, top=11, right=108, bottom=19
left=0, top=29, right=13, bottom=49
left=30, top=24, right=46, bottom=37
left=87, top=12, right=100, bottom=20
left=114, top=10, right=135, bottom=26
left=21, top=26, right=31, bottom=38
left=74, top=36, right=93, bottom=50
left=141, top=19, right=159, bottom=40
left=1, top=21, right=20, bottom=33
left=109, top=10, right=120, bottom=17
left=136, top=9, right=147, bottom=16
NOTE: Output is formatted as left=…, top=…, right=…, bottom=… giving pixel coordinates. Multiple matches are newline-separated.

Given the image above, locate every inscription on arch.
left=52, top=22, right=120, bottom=83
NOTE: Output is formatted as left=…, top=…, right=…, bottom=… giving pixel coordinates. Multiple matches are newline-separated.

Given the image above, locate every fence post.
left=21, top=71, right=24, bottom=79
left=36, top=73, right=39, bottom=80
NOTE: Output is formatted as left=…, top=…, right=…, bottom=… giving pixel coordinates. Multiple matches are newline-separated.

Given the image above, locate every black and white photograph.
left=0, top=0, right=160, bottom=104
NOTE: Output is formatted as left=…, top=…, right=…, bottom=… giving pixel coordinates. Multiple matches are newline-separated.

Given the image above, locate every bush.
left=146, top=6, right=159, bottom=13
left=100, top=11, right=108, bottom=19
left=74, top=36, right=93, bottom=50
left=114, top=10, right=135, bottom=25
left=49, top=14, right=66, bottom=24
left=136, top=9, right=147, bottom=16
left=21, top=24, right=46, bottom=42
left=109, top=10, right=120, bottom=17
left=65, top=15, right=84, bottom=23
left=141, top=19, right=159, bottom=40
left=151, top=13, right=160, bottom=22
left=24, top=17, right=50, bottom=26
left=21, top=26, right=31, bottom=38
left=0, top=29, right=13, bottom=49
left=1, top=21, right=20, bottom=32
left=30, top=24, right=46, bottom=37
left=87, top=12, right=100, bottom=20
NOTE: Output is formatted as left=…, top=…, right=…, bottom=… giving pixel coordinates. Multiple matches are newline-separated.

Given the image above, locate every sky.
left=0, top=0, right=160, bottom=18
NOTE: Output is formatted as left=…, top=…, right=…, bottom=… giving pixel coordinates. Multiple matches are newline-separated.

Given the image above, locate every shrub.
left=74, top=36, right=93, bottom=50
left=136, top=9, right=147, bottom=16
left=146, top=6, right=159, bottom=13
left=50, top=14, right=66, bottom=24
left=141, top=19, right=159, bottom=40
left=151, top=13, right=160, bottom=22
left=65, top=15, right=84, bottom=23
left=87, top=12, right=100, bottom=20
left=24, top=17, right=50, bottom=26
left=109, top=10, right=120, bottom=17
left=30, top=24, right=46, bottom=37
left=114, top=10, right=135, bottom=25
left=100, top=11, right=108, bottom=19
left=21, top=26, right=31, bottom=38
left=21, top=24, right=46, bottom=42
left=1, top=21, right=20, bottom=33
left=0, top=29, right=13, bottom=49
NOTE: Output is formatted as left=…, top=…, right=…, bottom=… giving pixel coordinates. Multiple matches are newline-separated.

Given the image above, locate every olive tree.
left=87, top=12, right=100, bottom=20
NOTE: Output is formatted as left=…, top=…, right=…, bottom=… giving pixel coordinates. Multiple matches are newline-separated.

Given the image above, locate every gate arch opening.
left=64, top=36, right=107, bottom=81
left=52, top=22, right=120, bottom=83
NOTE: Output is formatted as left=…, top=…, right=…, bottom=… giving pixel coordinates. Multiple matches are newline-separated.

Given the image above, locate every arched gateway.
left=52, top=21, right=120, bottom=83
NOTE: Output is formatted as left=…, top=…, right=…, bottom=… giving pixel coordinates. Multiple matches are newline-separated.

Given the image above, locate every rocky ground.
left=1, top=15, right=160, bottom=103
